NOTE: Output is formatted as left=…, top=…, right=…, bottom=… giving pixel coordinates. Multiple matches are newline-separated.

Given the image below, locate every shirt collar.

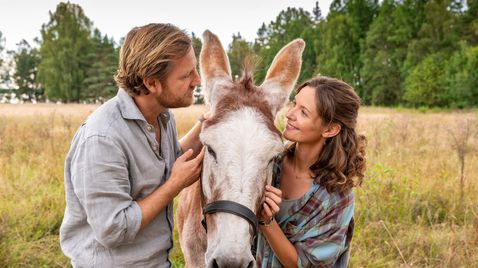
left=117, top=88, right=171, bottom=125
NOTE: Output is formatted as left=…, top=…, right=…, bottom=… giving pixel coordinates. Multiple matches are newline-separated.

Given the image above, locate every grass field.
left=0, top=103, right=477, bottom=267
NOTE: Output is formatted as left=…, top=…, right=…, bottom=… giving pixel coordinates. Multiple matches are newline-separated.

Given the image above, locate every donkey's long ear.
left=200, top=30, right=232, bottom=107
left=261, top=39, right=305, bottom=117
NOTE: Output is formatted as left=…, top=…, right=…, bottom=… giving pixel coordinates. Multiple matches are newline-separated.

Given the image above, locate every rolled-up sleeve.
left=71, top=135, right=142, bottom=249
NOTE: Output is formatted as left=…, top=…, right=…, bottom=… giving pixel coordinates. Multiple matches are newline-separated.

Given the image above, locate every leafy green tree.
left=191, top=32, right=204, bottom=104
left=191, top=32, right=202, bottom=58
left=442, top=43, right=478, bottom=107
left=252, top=23, right=268, bottom=75
left=11, top=40, right=41, bottom=101
left=328, top=1, right=378, bottom=40
left=37, top=2, right=92, bottom=102
left=326, top=0, right=379, bottom=95
left=254, top=7, right=315, bottom=83
left=315, top=14, right=360, bottom=88
left=227, top=33, right=254, bottom=80
left=82, top=29, right=118, bottom=102
left=344, top=0, right=379, bottom=40
left=254, top=23, right=268, bottom=49
left=404, top=53, right=448, bottom=106
left=298, top=26, right=320, bottom=84
left=393, top=0, right=428, bottom=41
left=251, top=0, right=478, bottom=108
left=329, top=0, right=346, bottom=14
left=313, top=1, right=323, bottom=22
left=361, top=0, right=402, bottom=105
left=461, top=0, right=478, bottom=45
left=386, top=0, right=427, bottom=80
left=404, top=0, right=459, bottom=71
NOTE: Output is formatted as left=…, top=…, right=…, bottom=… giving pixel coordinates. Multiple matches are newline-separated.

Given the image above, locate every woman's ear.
left=323, top=122, right=341, bottom=138
left=143, top=77, right=162, bottom=95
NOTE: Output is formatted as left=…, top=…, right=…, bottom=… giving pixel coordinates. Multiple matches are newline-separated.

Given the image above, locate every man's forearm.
left=137, top=176, right=182, bottom=230
left=179, top=121, right=203, bottom=156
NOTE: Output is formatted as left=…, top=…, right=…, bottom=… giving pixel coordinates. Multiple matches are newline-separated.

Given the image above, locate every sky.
left=0, top=0, right=331, bottom=51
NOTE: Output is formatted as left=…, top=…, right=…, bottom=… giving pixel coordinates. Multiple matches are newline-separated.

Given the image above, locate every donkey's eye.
left=207, top=146, right=217, bottom=160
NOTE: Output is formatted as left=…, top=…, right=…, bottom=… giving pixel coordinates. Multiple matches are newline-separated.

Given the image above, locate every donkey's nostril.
left=212, top=259, right=219, bottom=268
left=247, top=260, right=255, bottom=268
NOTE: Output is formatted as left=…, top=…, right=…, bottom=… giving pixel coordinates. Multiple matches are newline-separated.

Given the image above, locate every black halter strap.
left=201, top=200, right=259, bottom=238
left=199, top=156, right=281, bottom=239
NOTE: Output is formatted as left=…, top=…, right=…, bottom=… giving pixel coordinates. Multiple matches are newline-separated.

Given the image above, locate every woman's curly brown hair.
left=287, top=76, right=367, bottom=195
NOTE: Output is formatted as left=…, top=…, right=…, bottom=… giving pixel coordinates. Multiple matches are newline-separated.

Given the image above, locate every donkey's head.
left=199, top=30, right=304, bottom=268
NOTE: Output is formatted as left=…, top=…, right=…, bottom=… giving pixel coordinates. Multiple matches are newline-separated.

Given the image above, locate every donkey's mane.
left=237, top=56, right=255, bottom=92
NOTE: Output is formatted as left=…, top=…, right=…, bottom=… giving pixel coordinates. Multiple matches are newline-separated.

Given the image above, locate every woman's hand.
left=259, top=185, right=282, bottom=223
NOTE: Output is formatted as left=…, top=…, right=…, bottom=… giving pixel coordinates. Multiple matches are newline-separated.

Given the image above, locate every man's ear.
left=323, top=122, right=341, bottom=138
left=143, top=77, right=162, bottom=95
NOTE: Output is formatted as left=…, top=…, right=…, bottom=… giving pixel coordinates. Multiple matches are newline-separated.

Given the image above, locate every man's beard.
left=156, top=85, right=195, bottom=108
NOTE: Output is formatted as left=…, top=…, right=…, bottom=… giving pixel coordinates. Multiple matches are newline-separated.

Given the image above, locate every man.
left=60, top=23, right=205, bottom=267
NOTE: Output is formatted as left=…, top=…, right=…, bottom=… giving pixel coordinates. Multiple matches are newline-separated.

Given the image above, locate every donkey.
left=176, top=30, right=304, bottom=268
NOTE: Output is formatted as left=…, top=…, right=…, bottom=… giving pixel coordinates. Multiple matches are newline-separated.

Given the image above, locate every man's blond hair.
left=115, top=23, right=191, bottom=96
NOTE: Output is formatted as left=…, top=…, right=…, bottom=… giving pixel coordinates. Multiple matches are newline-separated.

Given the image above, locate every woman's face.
left=283, top=86, right=326, bottom=144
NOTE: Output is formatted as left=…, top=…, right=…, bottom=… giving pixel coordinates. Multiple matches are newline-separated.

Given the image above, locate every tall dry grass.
left=352, top=108, right=478, bottom=267
left=0, top=103, right=477, bottom=267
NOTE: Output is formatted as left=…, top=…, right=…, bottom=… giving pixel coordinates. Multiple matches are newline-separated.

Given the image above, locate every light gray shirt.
left=60, top=89, right=182, bottom=268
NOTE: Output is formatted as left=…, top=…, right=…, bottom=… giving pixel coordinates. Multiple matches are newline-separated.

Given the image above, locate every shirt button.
left=153, top=144, right=159, bottom=151
left=147, top=125, right=153, bottom=132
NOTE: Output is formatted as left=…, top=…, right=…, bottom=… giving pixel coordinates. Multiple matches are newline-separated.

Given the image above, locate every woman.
left=257, top=76, right=367, bottom=268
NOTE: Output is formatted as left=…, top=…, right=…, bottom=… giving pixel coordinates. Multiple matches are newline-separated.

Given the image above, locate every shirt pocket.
left=130, top=161, right=166, bottom=199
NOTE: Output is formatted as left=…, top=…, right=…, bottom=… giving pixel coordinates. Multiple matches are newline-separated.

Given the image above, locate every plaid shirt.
left=256, top=155, right=355, bottom=268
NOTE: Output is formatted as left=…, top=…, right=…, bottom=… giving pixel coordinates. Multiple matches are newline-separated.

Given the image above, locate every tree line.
left=232, top=0, right=478, bottom=108
left=0, top=0, right=477, bottom=107
left=0, top=2, right=118, bottom=103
